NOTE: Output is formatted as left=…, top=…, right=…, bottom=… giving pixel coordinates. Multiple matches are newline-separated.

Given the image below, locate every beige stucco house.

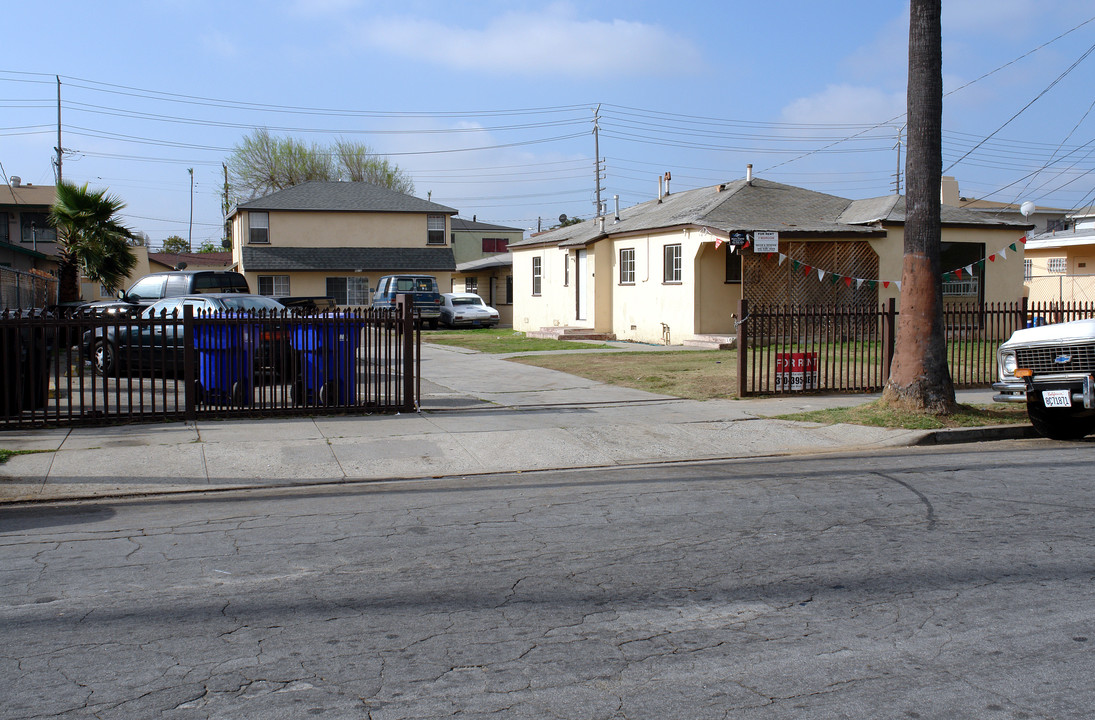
left=509, top=176, right=1030, bottom=345
left=448, top=216, right=523, bottom=325
left=229, top=182, right=458, bottom=306
left=1, top=179, right=59, bottom=275
left=1023, top=207, right=1095, bottom=303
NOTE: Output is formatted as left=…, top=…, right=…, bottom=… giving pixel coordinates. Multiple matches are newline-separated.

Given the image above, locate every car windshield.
left=451, top=297, right=483, bottom=306
left=217, top=297, right=285, bottom=313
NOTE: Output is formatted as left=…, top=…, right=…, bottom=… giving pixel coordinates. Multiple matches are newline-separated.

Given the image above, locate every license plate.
left=1042, top=389, right=1073, bottom=408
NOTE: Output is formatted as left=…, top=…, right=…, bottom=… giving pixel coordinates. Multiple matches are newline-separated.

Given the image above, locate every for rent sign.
left=775, top=352, right=818, bottom=391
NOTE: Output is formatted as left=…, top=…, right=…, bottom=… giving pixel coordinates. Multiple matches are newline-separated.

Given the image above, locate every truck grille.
left=1015, top=343, right=1095, bottom=374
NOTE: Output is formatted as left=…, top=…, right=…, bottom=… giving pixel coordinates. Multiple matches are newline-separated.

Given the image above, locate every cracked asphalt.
left=2, top=440, right=1092, bottom=719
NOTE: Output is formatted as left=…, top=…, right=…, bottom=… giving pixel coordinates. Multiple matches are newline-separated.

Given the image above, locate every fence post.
left=183, top=304, right=196, bottom=421
left=736, top=299, right=748, bottom=397
left=398, top=294, right=416, bottom=412
left=883, top=297, right=896, bottom=384
left=1020, top=295, right=1028, bottom=329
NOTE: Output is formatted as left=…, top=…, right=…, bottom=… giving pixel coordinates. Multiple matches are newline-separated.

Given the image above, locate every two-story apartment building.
left=1, top=178, right=59, bottom=274
left=449, top=216, right=523, bottom=325
left=229, top=181, right=458, bottom=306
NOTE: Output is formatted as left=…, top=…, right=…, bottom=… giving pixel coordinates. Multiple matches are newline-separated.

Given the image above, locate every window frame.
left=532, top=256, right=542, bottom=296
left=1047, top=257, right=1067, bottom=274
left=325, top=276, right=369, bottom=305
left=249, top=212, right=270, bottom=244
left=258, top=275, right=290, bottom=297
left=20, top=213, right=56, bottom=244
left=619, top=248, right=636, bottom=285
left=663, top=244, right=682, bottom=284
left=427, top=215, right=447, bottom=245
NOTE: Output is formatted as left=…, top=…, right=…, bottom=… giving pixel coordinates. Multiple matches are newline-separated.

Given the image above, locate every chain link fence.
left=1, top=266, right=58, bottom=311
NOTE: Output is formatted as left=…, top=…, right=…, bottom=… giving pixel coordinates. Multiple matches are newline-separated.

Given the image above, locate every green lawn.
left=423, top=328, right=615, bottom=354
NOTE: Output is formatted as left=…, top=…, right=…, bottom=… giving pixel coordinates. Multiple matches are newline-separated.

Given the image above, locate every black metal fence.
left=0, top=301, right=419, bottom=428
left=737, top=298, right=1095, bottom=396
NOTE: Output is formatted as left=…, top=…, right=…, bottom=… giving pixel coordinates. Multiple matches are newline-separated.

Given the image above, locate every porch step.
left=527, top=326, right=617, bottom=342
left=684, top=334, right=736, bottom=350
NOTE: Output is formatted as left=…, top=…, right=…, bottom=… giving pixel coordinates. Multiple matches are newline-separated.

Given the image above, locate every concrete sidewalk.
left=0, top=343, right=1032, bottom=504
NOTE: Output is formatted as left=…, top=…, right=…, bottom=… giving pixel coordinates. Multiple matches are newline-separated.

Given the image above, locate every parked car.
left=84, top=270, right=251, bottom=316
left=371, top=275, right=443, bottom=329
left=439, top=293, right=500, bottom=328
left=83, top=294, right=288, bottom=377
left=992, top=317, right=1095, bottom=440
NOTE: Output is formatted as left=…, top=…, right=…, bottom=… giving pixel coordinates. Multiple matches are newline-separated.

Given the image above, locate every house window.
left=619, top=248, right=635, bottom=285
left=482, top=238, right=509, bottom=253
left=258, top=275, right=290, bottom=296
left=21, top=213, right=56, bottom=244
left=664, top=244, right=682, bottom=283
left=563, top=252, right=570, bottom=287
left=532, top=257, right=542, bottom=296
left=505, top=275, right=513, bottom=304
left=1047, top=257, right=1067, bottom=273
left=1046, top=218, right=1069, bottom=233
left=0, top=212, right=8, bottom=243
left=465, top=277, right=478, bottom=293
left=326, top=276, right=369, bottom=305
left=1024, top=259, right=1033, bottom=280
left=726, top=248, right=742, bottom=284
left=249, top=212, right=269, bottom=244
left=427, top=215, right=446, bottom=245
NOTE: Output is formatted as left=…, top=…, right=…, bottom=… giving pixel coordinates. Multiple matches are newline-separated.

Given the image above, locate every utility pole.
left=55, top=76, right=62, bottom=184
left=222, top=163, right=231, bottom=250
left=593, top=104, right=605, bottom=217
left=893, top=125, right=904, bottom=195
left=188, top=168, right=194, bottom=253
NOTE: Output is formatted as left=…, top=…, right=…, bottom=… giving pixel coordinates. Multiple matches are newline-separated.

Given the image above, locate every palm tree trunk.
left=882, top=0, right=956, bottom=413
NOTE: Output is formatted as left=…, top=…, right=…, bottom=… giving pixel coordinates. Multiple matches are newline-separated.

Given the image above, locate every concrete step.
left=527, top=326, right=617, bottom=341
left=684, top=334, right=736, bottom=350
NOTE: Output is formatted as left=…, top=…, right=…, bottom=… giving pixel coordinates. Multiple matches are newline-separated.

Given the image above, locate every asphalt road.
left=2, top=439, right=1093, bottom=720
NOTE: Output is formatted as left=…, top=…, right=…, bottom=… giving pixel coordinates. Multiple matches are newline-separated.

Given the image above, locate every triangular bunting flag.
left=803, top=264, right=813, bottom=276
left=868, top=280, right=877, bottom=290
left=895, top=281, right=902, bottom=291
left=1000, top=248, right=1007, bottom=260
left=1019, top=236, right=1027, bottom=244
left=817, top=268, right=825, bottom=281
left=844, top=276, right=853, bottom=288
left=856, top=278, right=865, bottom=289
left=965, top=264, right=974, bottom=276
left=743, top=240, right=751, bottom=249
left=791, top=260, right=800, bottom=271
left=829, top=273, right=839, bottom=285
left=714, top=237, right=723, bottom=249
left=766, top=253, right=774, bottom=260
left=989, top=254, right=996, bottom=262
left=1009, top=243, right=1017, bottom=252
left=883, top=281, right=890, bottom=289
left=778, top=253, right=787, bottom=265
left=954, top=269, right=963, bottom=280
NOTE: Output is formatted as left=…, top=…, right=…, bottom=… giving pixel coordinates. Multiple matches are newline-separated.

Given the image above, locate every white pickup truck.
left=993, top=318, right=1095, bottom=440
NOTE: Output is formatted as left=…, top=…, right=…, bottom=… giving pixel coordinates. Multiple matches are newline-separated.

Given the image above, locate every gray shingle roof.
left=451, top=217, right=522, bottom=233
left=237, top=181, right=458, bottom=215
left=511, top=178, right=1029, bottom=250
left=242, top=246, right=456, bottom=272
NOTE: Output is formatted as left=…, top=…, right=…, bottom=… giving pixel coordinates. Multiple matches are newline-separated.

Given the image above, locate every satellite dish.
left=1020, top=201, right=1035, bottom=218
left=175, top=261, right=188, bottom=270
left=558, top=214, right=568, bottom=224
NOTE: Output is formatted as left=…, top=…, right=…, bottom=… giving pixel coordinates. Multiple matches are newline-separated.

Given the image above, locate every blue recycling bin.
left=192, top=320, right=254, bottom=406
left=290, top=318, right=362, bottom=405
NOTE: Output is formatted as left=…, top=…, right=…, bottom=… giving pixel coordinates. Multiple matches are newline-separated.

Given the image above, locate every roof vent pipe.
left=658, top=175, right=663, bottom=202
left=613, top=195, right=620, bottom=222
left=10, top=176, right=20, bottom=187
left=746, top=164, right=753, bottom=185
left=664, top=171, right=672, bottom=196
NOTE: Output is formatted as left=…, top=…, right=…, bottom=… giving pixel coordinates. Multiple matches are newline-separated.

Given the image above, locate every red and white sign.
left=775, top=352, right=818, bottom=391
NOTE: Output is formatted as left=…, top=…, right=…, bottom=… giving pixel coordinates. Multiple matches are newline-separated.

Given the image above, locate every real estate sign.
left=774, top=352, right=818, bottom=391
left=753, top=231, right=779, bottom=253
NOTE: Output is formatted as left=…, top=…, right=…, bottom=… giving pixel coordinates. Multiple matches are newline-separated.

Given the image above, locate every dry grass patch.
left=509, top=351, right=737, bottom=400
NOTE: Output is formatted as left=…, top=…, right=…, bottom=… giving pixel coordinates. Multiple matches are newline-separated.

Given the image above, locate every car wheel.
left=1027, top=402, right=1095, bottom=440
left=231, top=381, right=251, bottom=407
left=92, top=339, right=117, bottom=376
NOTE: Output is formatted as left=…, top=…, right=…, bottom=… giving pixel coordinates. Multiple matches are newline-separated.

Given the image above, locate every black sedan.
left=83, top=294, right=288, bottom=376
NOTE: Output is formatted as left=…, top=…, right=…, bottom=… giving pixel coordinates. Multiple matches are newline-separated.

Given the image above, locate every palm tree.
left=50, top=181, right=139, bottom=303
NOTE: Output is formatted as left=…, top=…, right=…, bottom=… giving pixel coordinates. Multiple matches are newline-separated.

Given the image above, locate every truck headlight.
left=1001, top=351, right=1017, bottom=376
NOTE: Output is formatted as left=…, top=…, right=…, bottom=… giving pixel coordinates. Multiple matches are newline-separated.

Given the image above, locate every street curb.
left=914, top=424, right=1039, bottom=445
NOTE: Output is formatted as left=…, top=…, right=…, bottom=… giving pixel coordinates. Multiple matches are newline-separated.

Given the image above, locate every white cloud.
left=781, top=84, right=906, bottom=128
left=354, top=5, right=703, bottom=77
left=200, top=32, right=239, bottom=58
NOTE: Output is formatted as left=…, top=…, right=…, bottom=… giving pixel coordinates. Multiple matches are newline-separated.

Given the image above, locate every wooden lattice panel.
left=743, top=241, right=880, bottom=307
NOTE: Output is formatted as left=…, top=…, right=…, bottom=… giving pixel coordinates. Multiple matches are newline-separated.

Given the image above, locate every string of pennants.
left=707, top=229, right=1029, bottom=291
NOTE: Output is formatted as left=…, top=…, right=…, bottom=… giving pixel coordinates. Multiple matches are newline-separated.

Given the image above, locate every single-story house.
left=509, top=175, right=1030, bottom=345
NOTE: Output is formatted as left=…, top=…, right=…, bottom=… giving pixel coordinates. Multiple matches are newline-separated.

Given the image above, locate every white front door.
left=575, top=250, right=588, bottom=321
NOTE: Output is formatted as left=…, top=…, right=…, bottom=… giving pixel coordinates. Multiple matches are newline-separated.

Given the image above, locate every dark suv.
left=87, top=270, right=250, bottom=315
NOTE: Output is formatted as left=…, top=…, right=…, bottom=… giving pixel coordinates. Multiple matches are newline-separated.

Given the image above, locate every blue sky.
left=2, top=1, right=1094, bottom=248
